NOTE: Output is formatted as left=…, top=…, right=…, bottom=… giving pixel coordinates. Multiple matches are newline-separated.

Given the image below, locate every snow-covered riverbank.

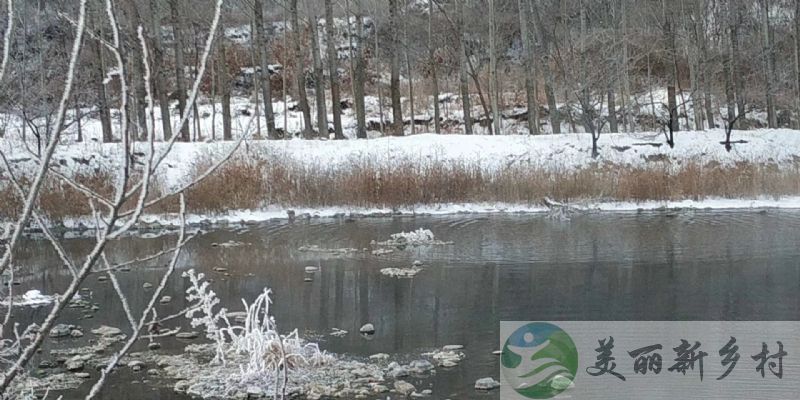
left=3, top=129, right=800, bottom=188
left=3, top=129, right=800, bottom=228
left=34, top=197, right=799, bottom=234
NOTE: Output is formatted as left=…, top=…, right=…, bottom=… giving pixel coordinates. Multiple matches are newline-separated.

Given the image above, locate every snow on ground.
left=3, top=128, right=799, bottom=189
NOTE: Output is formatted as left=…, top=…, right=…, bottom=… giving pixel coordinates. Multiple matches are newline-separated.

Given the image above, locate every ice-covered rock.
left=380, top=267, right=422, bottom=278
left=369, top=353, right=389, bottom=361
left=91, top=326, right=123, bottom=337
left=408, top=359, right=434, bottom=374
left=375, top=228, right=453, bottom=248
left=65, top=357, right=85, bottom=371
left=474, top=377, right=500, bottom=390
left=394, top=380, right=416, bottom=396
left=50, top=324, right=76, bottom=338
left=359, top=323, right=375, bottom=335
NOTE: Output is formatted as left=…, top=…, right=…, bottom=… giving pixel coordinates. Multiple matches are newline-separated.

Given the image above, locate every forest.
left=1, top=0, right=798, bottom=146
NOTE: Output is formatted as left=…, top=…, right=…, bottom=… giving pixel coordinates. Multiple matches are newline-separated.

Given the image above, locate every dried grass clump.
left=5, top=154, right=800, bottom=220
left=183, top=151, right=800, bottom=213
left=185, top=154, right=269, bottom=213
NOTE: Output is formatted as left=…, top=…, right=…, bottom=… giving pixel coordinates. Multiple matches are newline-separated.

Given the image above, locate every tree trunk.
left=488, top=0, right=501, bottom=135
left=325, top=0, right=344, bottom=139
left=457, top=1, right=473, bottom=135
left=519, top=0, right=539, bottom=135
left=428, top=0, right=441, bottom=134
left=149, top=0, right=173, bottom=141
left=169, top=0, right=189, bottom=141
left=620, top=0, right=631, bottom=132
left=607, top=90, right=618, bottom=133
left=732, top=1, right=746, bottom=120
left=724, top=2, right=737, bottom=128
left=698, top=0, right=715, bottom=129
left=530, top=0, right=560, bottom=134
left=403, top=2, right=415, bottom=135
left=308, top=11, right=328, bottom=137
left=663, top=0, right=679, bottom=132
left=290, top=0, right=313, bottom=137
left=354, top=11, right=367, bottom=139
left=218, top=39, right=232, bottom=141
left=254, top=0, right=277, bottom=138
left=90, top=8, right=113, bottom=143
left=761, top=0, right=777, bottom=128
left=75, top=97, right=82, bottom=142
left=374, top=16, right=385, bottom=133
left=795, top=0, right=800, bottom=128
left=388, top=0, right=403, bottom=135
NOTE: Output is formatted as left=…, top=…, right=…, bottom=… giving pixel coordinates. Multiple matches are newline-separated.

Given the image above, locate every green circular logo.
left=501, top=322, right=578, bottom=399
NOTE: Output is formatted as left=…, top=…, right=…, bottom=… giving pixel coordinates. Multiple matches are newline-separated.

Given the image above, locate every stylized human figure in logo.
left=501, top=322, right=579, bottom=399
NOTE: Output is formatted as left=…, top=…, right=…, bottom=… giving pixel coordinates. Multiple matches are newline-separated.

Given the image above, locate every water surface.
left=11, top=210, right=800, bottom=398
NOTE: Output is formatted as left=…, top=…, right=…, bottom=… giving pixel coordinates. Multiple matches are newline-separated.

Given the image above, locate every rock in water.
left=50, top=324, right=74, bottom=338
left=408, top=359, right=434, bottom=374
left=386, top=363, right=410, bottom=379
left=129, top=360, right=145, bottom=372
left=176, top=331, right=199, bottom=339
left=474, top=377, right=501, bottom=391
left=174, top=380, right=190, bottom=393
left=159, top=296, right=172, bottom=304
left=394, top=380, right=416, bottom=396
left=65, top=358, right=85, bottom=372
left=359, top=323, right=375, bottom=335
left=91, top=325, right=123, bottom=337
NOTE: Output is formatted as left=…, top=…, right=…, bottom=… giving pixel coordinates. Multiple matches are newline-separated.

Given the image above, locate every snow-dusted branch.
left=0, top=0, right=90, bottom=278
left=0, top=0, right=231, bottom=396
left=0, top=0, right=12, bottom=85
left=0, top=151, right=78, bottom=279
left=85, top=195, right=187, bottom=400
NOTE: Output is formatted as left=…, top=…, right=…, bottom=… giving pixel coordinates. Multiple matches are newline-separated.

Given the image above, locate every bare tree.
left=795, top=0, right=800, bottom=128
left=217, top=35, right=233, bottom=141
left=290, top=0, right=313, bottom=137
left=428, top=0, right=441, bottom=134
left=530, top=0, right=560, bottom=134
left=388, top=0, right=403, bottom=135
left=89, top=2, right=115, bottom=142
left=254, top=0, right=278, bottom=139
left=325, top=0, right=344, bottom=139
left=518, top=0, right=539, bottom=135
left=488, top=0, right=500, bottom=135
left=148, top=0, right=173, bottom=141
left=169, top=0, right=190, bottom=141
left=457, top=0, right=473, bottom=134
left=760, top=0, right=777, bottom=128
left=308, top=7, right=328, bottom=137
left=353, top=2, right=367, bottom=139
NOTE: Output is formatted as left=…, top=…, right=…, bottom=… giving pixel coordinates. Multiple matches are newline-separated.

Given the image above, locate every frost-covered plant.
left=182, top=269, right=229, bottom=362
left=182, top=269, right=331, bottom=397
